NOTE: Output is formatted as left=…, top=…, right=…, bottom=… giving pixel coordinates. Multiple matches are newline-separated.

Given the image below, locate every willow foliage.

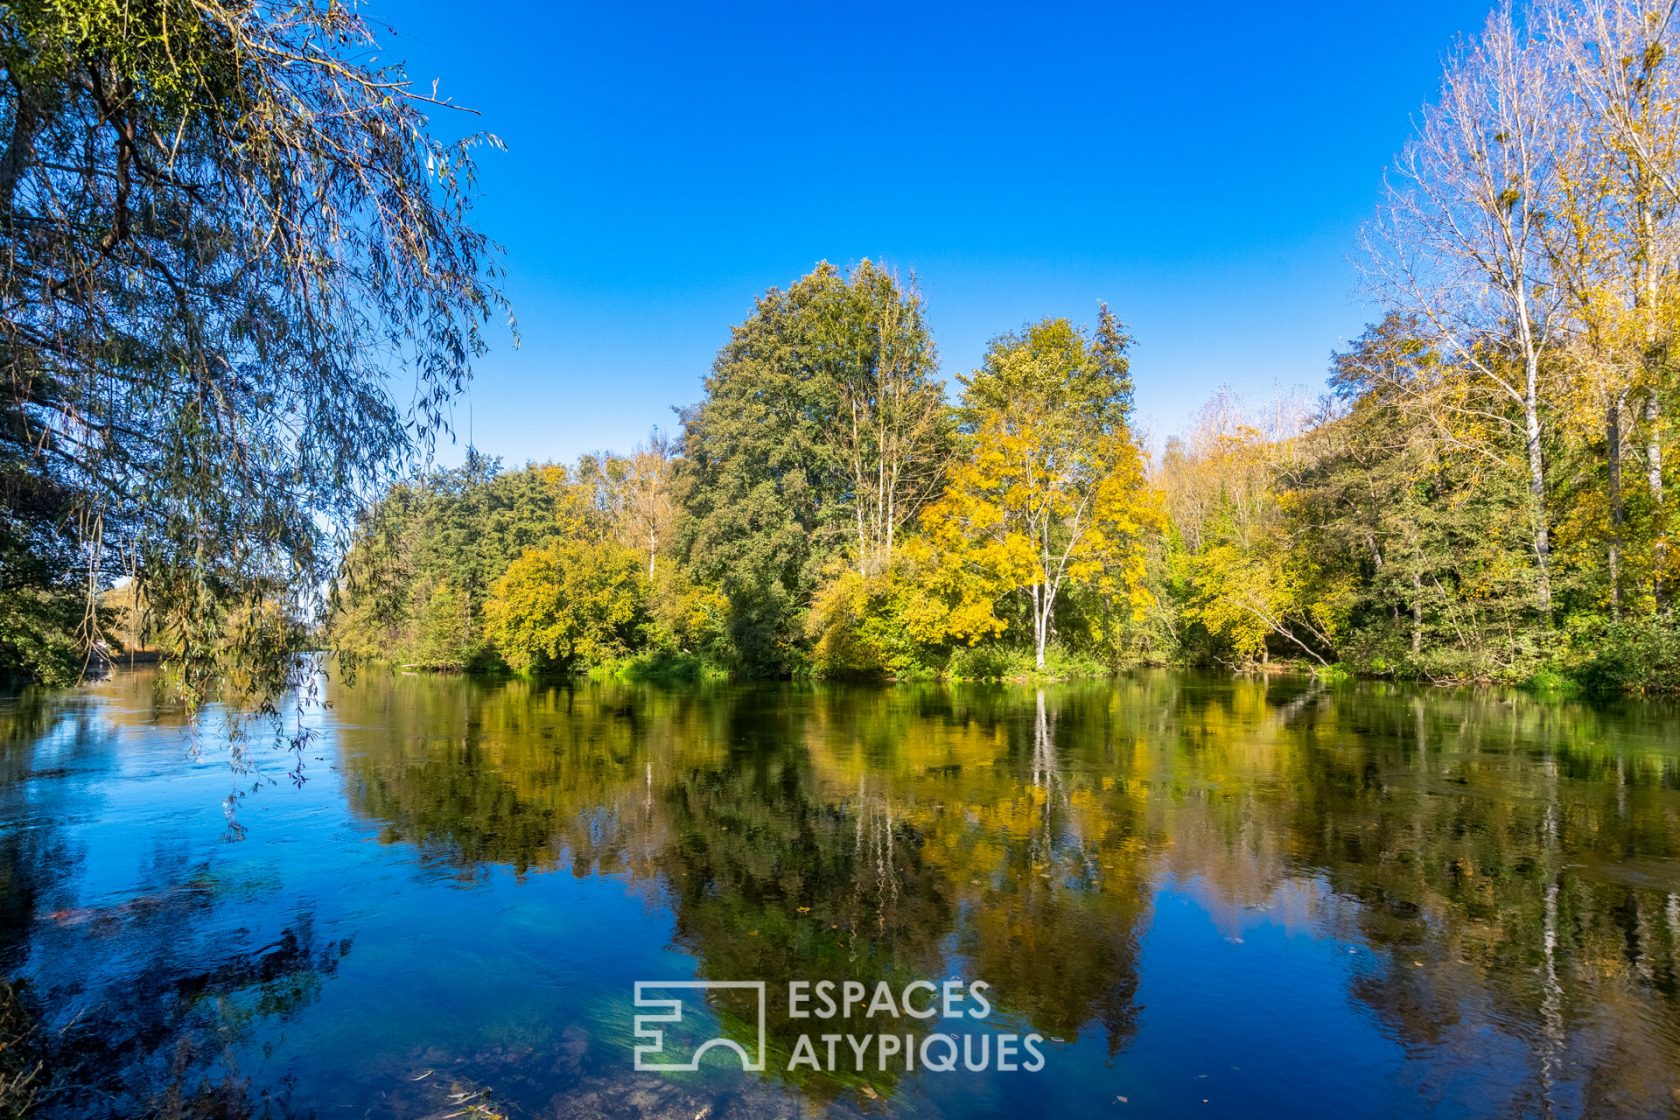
left=0, top=0, right=505, bottom=700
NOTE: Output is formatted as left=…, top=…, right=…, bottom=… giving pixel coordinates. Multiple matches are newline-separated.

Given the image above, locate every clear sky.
left=379, top=0, right=1495, bottom=465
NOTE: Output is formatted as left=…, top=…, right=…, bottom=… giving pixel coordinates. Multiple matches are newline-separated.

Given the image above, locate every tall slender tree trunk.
left=1523, top=355, right=1552, bottom=618
left=1031, top=581, right=1048, bottom=671
left=1411, top=570, right=1425, bottom=656
left=1639, top=201, right=1666, bottom=613
left=1609, top=393, right=1625, bottom=616
left=1648, top=390, right=1667, bottom=611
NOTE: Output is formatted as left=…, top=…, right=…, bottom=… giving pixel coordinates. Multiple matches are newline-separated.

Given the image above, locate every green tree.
left=333, top=458, right=581, bottom=670
left=482, top=539, right=647, bottom=674
left=1298, top=316, right=1540, bottom=679
left=0, top=0, right=504, bottom=696
left=680, top=261, right=945, bottom=675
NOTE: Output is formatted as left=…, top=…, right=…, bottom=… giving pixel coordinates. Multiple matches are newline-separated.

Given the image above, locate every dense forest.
left=4, top=0, right=1680, bottom=693
left=330, top=261, right=1158, bottom=682
left=330, top=0, right=1680, bottom=692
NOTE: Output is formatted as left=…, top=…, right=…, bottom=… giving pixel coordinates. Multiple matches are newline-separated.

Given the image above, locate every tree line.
left=329, top=0, right=1680, bottom=692
left=1158, top=0, right=1680, bottom=690
left=5, top=0, right=1680, bottom=693
left=330, top=261, right=1161, bottom=681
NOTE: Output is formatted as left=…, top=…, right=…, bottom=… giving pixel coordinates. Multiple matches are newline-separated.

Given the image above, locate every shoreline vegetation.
left=145, top=204, right=1680, bottom=698
left=2, top=0, right=1679, bottom=702
left=322, top=255, right=1680, bottom=697
left=324, top=0, right=1680, bottom=699
left=326, top=266, right=1172, bottom=691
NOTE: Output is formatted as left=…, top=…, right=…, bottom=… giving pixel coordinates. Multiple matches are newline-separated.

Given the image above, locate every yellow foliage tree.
left=482, top=538, right=647, bottom=674
left=919, top=314, right=1162, bottom=669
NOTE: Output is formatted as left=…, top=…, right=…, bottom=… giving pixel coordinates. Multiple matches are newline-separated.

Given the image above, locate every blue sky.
left=381, top=0, right=1494, bottom=464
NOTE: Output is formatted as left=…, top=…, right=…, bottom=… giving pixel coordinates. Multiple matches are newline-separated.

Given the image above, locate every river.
left=2, top=670, right=1678, bottom=1118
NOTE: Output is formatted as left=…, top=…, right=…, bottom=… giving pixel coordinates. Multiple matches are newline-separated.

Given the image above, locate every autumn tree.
left=481, top=538, right=647, bottom=674
left=576, top=431, right=682, bottom=580
left=621, top=432, right=680, bottom=579
left=1370, top=4, right=1563, bottom=617
left=1153, top=389, right=1350, bottom=667
left=923, top=313, right=1157, bottom=671
left=1543, top=0, right=1680, bottom=610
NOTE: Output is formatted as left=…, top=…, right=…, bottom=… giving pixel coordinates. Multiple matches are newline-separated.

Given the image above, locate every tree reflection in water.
left=4, top=671, right=1680, bottom=1117
left=329, top=673, right=1680, bottom=1115
left=0, top=682, right=351, bottom=1118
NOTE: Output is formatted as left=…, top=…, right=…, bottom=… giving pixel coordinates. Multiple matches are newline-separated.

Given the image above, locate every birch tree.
left=929, top=315, right=1154, bottom=670
left=1369, top=4, right=1564, bottom=616
left=622, top=432, right=679, bottom=579
left=579, top=432, right=679, bottom=579
left=1546, top=0, right=1680, bottom=609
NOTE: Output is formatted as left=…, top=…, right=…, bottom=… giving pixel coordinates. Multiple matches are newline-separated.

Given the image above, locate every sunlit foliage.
left=0, top=0, right=505, bottom=699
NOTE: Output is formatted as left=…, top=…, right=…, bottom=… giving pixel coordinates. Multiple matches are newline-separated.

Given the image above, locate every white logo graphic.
left=633, top=981, right=767, bottom=1072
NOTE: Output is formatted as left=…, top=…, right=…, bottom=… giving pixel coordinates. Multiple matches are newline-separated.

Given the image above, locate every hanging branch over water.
left=0, top=0, right=508, bottom=700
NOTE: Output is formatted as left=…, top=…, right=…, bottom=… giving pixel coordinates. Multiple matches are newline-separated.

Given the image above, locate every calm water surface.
left=3, top=671, right=1680, bottom=1118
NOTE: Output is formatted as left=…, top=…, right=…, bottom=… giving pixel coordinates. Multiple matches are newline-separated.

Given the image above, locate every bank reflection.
left=331, top=672, right=1680, bottom=1112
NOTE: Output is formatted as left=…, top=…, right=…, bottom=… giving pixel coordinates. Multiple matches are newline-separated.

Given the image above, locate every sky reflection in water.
left=2, top=671, right=1679, bottom=1118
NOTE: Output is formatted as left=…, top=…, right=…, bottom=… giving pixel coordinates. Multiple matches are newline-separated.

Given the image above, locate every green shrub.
left=1315, top=662, right=1354, bottom=684
left=1566, top=617, right=1680, bottom=695
left=945, top=644, right=1027, bottom=681
left=944, top=642, right=1109, bottom=681
left=586, top=650, right=728, bottom=683
left=1519, top=666, right=1576, bottom=695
